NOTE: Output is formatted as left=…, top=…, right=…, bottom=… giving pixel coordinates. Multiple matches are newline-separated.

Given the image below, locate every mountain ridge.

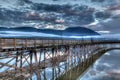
left=0, top=26, right=100, bottom=36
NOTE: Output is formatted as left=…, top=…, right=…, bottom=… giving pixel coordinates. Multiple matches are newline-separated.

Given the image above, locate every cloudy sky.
left=89, top=10, right=120, bottom=34
left=0, top=0, right=120, bottom=34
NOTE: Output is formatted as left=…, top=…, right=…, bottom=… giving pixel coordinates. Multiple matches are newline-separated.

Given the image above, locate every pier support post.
left=20, top=51, right=23, bottom=74
left=34, top=49, right=38, bottom=65
left=29, top=50, right=33, bottom=79
left=15, top=51, right=19, bottom=72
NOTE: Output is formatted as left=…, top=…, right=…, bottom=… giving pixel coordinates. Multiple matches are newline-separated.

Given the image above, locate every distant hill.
left=0, top=26, right=99, bottom=36
left=63, top=27, right=100, bottom=36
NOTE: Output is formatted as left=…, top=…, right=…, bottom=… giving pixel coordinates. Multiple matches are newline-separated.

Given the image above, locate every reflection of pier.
left=0, top=38, right=120, bottom=80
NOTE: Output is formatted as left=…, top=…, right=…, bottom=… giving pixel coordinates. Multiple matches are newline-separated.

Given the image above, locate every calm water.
left=78, top=50, right=120, bottom=80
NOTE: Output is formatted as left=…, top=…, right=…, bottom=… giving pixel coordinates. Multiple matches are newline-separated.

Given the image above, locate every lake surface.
left=78, top=50, right=120, bottom=80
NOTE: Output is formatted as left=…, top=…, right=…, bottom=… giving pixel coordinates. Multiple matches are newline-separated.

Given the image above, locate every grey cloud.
left=90, top=15, right=120, bottom=34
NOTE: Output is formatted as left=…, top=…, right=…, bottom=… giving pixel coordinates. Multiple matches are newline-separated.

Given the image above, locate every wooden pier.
left=0, top=38, right=120, bottom=80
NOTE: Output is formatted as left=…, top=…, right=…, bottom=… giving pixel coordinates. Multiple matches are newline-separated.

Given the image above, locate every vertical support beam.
left=38, top=49, right=42, bottom=80
left=20, top=51, right=23, bottom=74
left=81, top=39, right=84, bottom=68
left=86, top=45, right=89, bottom=65
left=79, top=45, right=81, bottom=60
left=70, top=47, right=73, bottom=67
left=57, top=40, right=60, bottom=77
left=77, top=45, right=80, bottom=71
left=56, top=40, right=61, bottom=76
left=0, top=39, right=2, bottom=49
left=29, top=51, right=33, bottom=78
left=80, top=45, right=83, bottom=69
left=35, top=71, right=41, bottom=80
left=54, top=47, right=58, bottom=78
left=87, top=45, right=90, bottom=65
left=39, top=49, right=42, bottom=66
left=89, top=45, right=92, bottom=64
left=55, top=47, right=61, bottom=76
left=74, top=46, right=77, bottom=66
left=52, top=66, right=55, bottom=80
left=52, top=47, right=55, bottom=80
left=67, top=45, right=70, bottom=70
left=76, top=45, right=78, bottom=65
left=44, top=49, right=46, bottom=80
left=15, top=51, right=19, bottom=72
left=34, top=49, right=38, bottom=65
left=78, top=45, right=81, bottom=64
left=91, top=45, right=94, bottom=63
left=84, top=45, right=87, bottom=67
left=64, top=46, right=68, bottom=78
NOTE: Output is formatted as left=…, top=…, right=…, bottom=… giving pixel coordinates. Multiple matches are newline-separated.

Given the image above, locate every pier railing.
left=0, top=38, right=119, bottom=49
left=0, top=38, right=92, bottom=51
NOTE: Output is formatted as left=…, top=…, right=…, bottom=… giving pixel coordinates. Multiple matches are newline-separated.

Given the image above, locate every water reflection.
left=78, top=50, right=120, bottom=80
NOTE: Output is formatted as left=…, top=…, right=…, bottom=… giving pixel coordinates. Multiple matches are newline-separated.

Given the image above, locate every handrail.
left=0, top=38, right=120, bottom=50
